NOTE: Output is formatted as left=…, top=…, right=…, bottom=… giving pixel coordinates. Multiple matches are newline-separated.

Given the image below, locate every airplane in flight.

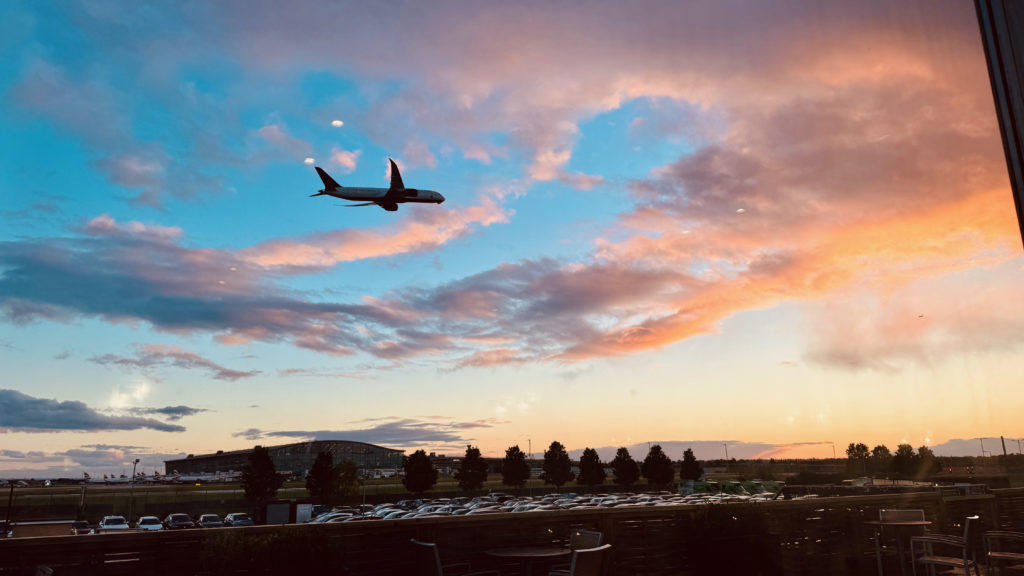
left=311, top=158, right=445, bottom=211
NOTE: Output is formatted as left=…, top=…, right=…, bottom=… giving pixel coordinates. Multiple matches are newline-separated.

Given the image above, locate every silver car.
left=135, top=516, right=163, bottom=531
left=97, top=515, right=130, bottom=532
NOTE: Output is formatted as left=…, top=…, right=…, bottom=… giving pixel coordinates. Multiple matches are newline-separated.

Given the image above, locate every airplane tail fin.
left=315, top=166, right=341, bottom=191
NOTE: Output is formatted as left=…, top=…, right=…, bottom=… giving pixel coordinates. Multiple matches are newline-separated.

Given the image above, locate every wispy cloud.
left=248, top=416, right=508, bottom=451
left=127, top=405, right=209, bottom=421
left=0, top=389, right=185, bottom=433
left=91, top=344, right=260, bottom=381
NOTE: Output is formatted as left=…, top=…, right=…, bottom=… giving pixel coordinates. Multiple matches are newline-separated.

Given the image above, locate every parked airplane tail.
left=314, top=167, right=341, bottom=193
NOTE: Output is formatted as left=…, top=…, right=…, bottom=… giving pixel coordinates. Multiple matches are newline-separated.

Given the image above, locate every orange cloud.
left=240, top=194, right=510, bottom=269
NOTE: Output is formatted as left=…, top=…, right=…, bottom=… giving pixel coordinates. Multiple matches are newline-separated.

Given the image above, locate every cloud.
left=239, top=194, right=510, bottom=270
left=259, top=416, right=507, bottom=450
left=0, top=389, right=185, bottom=433
left=232, top=428, right=264, bottom=441
left=127, top=405, right=209, bottom=421
left=331, top=119, right=344, bottom=127
left=329, top=148, right=360, bottom=172
left=257, top=124, right=313, bottom=161
left=91, top=343, right=260, bottom=381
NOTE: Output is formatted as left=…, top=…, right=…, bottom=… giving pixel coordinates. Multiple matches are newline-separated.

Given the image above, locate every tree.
left=305, top=451, right=339, bottom=506
left=306, top=451, right=361, bottom=507
left=242, top=446, right=284, bottom=518
left=610, top=447, right=640, bottom=488
left=915, top=445, right=937, bottom=479
left=641, top=444, right=674, bottom=487
left=870, top=445, right=892, bottom=476
left=454, top=445, right=489, bottom=492
left=846, top=442, right=870, bottom=475
left=679, top=448, right=704, bottom=482
left=402, top=449, right=438, bottom=494
left=576, top=448, right=606, bottom=488
left=540, top=441, right=575, bottom=487
left=891, top=444, right=916, bottom=478
left=501, top=445, right=531, bottom=488
left=336, top=460, right=361, bottom=500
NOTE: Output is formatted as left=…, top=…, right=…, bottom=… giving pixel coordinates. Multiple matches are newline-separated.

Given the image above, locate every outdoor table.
left=485, top=545, right=571, bottom=576
left=864, top=520, right=932, bottom=576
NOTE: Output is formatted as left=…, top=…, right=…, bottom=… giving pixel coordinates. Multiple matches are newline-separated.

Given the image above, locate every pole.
left=1002, top=436, right=1008, bottom=456
left=831, top=443, right=836, bottom=459
left=129, top=458, right=139, bottom=524
left=723, top=443, right=729, bottom=460
left=4, top=484, right=13, bottom=538
left=1018, top=439, right=1023, bottom=455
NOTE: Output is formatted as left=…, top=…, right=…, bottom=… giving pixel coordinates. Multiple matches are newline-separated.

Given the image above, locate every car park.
left=163, top=513, right=195, bottom=529
left=195, top=514, right=223, bottom=528
left=222, top=513, right=254, bottom=527
left=97, top=516, right=130, bottom=532
left=135, top=516, right=163, bottom=531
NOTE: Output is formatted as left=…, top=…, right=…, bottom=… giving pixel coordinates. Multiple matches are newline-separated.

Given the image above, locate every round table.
left=486, top=545, right=571, bottom=576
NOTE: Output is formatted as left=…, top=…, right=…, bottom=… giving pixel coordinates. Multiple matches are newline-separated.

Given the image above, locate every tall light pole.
left=128, top=458, right=139, bottom=524
left=723, top=443, right=729, bottom=460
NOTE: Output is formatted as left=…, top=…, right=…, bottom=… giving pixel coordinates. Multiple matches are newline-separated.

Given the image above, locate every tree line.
left=844, top=442, right=939, bottom=480
left=238, top=442, right=710, bottom=507
left=404, top=442, right=706, bottom=495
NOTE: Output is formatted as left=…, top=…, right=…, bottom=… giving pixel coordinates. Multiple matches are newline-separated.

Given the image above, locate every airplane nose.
left=437, top=194, right=445, bottom=203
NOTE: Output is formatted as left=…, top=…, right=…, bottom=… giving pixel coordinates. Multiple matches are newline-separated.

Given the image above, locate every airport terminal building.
left=164, top=440, right=405, bottom=477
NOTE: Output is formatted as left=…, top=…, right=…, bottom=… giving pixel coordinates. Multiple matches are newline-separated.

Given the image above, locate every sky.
left=2, top=0, right=1023, bottom=479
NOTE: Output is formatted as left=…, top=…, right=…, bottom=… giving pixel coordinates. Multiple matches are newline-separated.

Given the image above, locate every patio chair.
left=409, top=539, right=498, bottom=576
left=873, top=509, right=927, bottom=575
left=549, top=529, right=605, bottom=575
left=984, top=530, right=1024, bottom=575
left=548, top=544, right=611, bottom=576
left=910, top=515, right=981, bottom=576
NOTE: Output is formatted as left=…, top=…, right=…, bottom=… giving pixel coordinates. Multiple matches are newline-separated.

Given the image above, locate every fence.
left=2, top=488, right=1022, bottom=575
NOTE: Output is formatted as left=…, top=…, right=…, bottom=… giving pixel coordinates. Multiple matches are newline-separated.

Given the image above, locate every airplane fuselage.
left=319, top=187, right=444, bottom=204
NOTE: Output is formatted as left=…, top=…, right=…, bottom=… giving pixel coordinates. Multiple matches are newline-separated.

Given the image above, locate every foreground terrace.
left=2, top=487, right=1023, bottom=575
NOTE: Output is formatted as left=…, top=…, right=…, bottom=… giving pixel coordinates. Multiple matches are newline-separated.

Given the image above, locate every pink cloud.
left=329, top=148, right=360, bottom=172
left=257, top=124, right=312, bottom=160
left=239, top=193, right=510, bottom=270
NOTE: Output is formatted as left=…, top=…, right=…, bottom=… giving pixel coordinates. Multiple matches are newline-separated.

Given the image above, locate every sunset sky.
left=3, top=0, right=1023, bottom=478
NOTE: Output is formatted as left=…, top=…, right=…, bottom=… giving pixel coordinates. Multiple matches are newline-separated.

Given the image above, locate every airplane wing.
left=388, top=158, right=405, bottom=190
left=343, top=202, right=378, bottom=207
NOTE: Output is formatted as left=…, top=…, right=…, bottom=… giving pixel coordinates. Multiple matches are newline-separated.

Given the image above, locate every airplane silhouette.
left=311, top=158, right=445, bottom=211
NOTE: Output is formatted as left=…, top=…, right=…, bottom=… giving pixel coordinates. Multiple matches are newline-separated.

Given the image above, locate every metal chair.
left=984, top=530, right=1024, bottom=575
left=550, top=530, right=604, bottom=575
left=910, top=515, right=981, bottom=576
left=548, top=544, right=611, bottom=576
left=873, top=509, right=926, bottom=576
left=410, top=539, right=498, bottom=576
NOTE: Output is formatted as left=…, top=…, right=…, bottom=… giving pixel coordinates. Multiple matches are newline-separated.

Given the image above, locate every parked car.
left=97, top=515, right=130, bottom=532
left=222, top=513, right=254, bottom=527
left=70, top=520, right=92, bottom=535
left=135, top=516, right=163, bottom=531
left=195, top=514, right=223, bottom=528
left=163, top=513, right=195, bottom=530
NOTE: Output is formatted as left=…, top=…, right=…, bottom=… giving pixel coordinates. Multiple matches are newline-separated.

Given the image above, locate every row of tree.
left=845, top=442, right=938, bottom=479
left=402, top=442, right=706, bottom=495
left=241, top=442, right=712, bottom=506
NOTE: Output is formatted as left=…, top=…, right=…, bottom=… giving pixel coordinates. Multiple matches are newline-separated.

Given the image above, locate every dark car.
left=163, top=513, right=195, bottom=529
left=195, top=514, right=223, bottom=528
left=222, top=512, right=254, bottom=527
left=70, top=520, right=92, bottom=535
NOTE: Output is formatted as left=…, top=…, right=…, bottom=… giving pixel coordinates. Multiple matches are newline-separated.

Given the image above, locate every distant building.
left=165, top=440, right=405, bottom=478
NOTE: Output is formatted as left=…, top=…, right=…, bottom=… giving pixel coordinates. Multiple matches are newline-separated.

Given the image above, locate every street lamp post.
left=128, top=458, right=140, bottom=524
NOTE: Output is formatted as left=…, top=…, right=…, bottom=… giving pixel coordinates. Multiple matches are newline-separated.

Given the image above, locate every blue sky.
left=2, top=1, right=1024, bottom=478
